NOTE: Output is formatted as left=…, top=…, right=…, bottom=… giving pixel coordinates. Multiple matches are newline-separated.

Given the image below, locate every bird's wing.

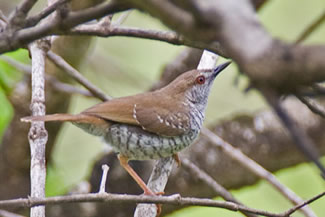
left=134, top=101, right=190, bottom=136
left=82, top=92, right=190, bottom=137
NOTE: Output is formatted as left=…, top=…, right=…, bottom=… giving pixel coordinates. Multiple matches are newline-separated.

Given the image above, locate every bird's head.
left=164, top=61, right=231, bottom=111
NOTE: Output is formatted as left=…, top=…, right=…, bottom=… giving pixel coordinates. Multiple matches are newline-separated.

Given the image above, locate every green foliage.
left=46, top=165, right=68, bottom=197
left=0, top=49, right=29, bottom=140
left=0, top=49, right=28, bottom=93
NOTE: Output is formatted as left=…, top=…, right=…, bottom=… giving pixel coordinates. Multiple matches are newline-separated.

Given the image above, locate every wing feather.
left=82, top=92, right=190, bottom=136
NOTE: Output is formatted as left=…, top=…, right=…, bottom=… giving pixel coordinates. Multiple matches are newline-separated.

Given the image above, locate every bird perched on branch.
left=22, top=62, right=231, bottom=199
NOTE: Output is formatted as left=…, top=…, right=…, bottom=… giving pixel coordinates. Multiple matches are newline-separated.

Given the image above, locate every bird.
left=21, top=61, right=231, bottom=197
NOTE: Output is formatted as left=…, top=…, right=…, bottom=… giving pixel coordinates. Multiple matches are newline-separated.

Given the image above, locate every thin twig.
left=0, top=55, right=31, bottom=73
left=99, top=165, right=109, bottom=193
left=113, top=10, right=132, bottom=26
left=283, top=191, right=325, bottom=216
left=25, top=0, right=70, bottom=28
left=69, top=25, right=225, bottom=55
left=0, top=191, right=323, bottom=217
left=295, top=10, right=325, bottom=44
left=201, top=127, right=317, bottom=217
left=71, top=25, right=183, bottom=42
left=49, top=81, right=93, bottom=97
left=0, top=55, right=93, bottom=97
left=182, top=158, right=258, bottom=217
left=47, top=50, right=111, bottom=101
left=263, top=91, right=325, bottom=178
left=296, top=94, right=325, bottom=119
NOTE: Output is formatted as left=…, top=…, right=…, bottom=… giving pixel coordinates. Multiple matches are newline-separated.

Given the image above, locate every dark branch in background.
left=263, top=90, right=325, bottom=178
left=296, top=95, right=325, bottom=119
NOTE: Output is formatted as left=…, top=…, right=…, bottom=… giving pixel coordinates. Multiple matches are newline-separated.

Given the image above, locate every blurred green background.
left=1, top=0, right=325, bottom=216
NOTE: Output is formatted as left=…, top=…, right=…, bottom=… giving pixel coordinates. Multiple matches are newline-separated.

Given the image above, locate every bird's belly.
left=104, top=124, right=199, bottom=160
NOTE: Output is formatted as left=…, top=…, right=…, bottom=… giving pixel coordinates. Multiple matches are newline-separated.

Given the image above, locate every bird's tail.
left=21, top=113, right=88, bottom=123
left=21, top=113, right=110, bottom=136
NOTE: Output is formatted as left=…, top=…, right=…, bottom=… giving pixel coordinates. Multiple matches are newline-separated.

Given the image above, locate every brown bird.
left=21, top=61, right=231, bottom=197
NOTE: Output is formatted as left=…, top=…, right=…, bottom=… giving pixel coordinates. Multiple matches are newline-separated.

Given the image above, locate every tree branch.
left=296, top=94, right=325, bottom=119
left=0, top=1, right=130, bottom=54
left=27, top=39, right=50, bottom=217
left=24, top=0, right=69, bottom=28
left=0, top=191, right=324, bottom=217
left=68, top=25, right=227, bottom=56
left=8, top=0, right=38, bottom=26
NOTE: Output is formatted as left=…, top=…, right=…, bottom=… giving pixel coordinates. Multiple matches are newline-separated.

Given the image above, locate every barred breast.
left=104, top=124, right=199, bottom=160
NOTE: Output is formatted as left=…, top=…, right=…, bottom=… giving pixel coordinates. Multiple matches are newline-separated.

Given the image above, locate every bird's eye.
left=196, top=75, right=206, bottom=85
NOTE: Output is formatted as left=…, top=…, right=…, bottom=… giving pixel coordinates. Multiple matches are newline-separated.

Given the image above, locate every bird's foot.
left=143, top=191, right=164, bottom=216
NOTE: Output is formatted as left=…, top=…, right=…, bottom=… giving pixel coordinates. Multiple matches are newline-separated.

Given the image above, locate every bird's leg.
left=118, top=155, right=162, bottom=216
left=173, top=153, right=181, bottom=167
left=118, top=155, right=155, bottom=195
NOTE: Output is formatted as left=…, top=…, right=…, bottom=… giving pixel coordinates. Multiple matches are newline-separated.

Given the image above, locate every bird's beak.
left=213, top=61, right=231, bottom=77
